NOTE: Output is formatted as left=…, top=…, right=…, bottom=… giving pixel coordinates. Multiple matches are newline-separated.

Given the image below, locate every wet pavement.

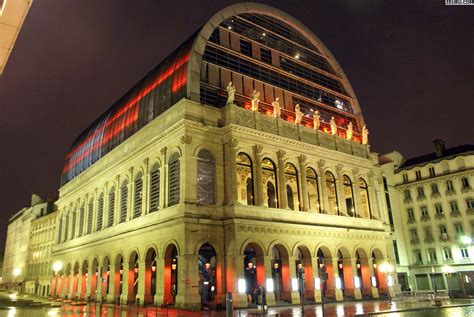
left=0, top=297, right=473, bottom=316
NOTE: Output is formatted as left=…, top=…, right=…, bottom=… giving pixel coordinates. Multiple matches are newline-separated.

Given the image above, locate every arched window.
left=71, top=209, right=77, bottom=239
left=120, top=180, right=128, bottom=223
left=107, top=187, right=115, bottom=227
left=168, top=152, right=180, bottom=206
left=87, top=199, right=93, bottom=234
left=325, top=171, right=338, bottom=215
left=134, top=172, right=143, bottom=218
left=197, top=150, right=215, bottom=205
left=359, top=178, right=372, bottom=219
left=343, top=175, right=356, bottom=217
left=236, top=153, right=254, bottom=205
left=57, top=218, right=63, bottom=243
left=285, top=163, right=299, bottom=211
left=149, top=163, right=160, bottom=212
left=96, top=194, right=104, bottom=231
left=262, top=158, right=278, bottom=208
left=306, top=167, right=320, bottom=212
left=63, top=214, right=69, bottom=241
left=78, top=204, right=85, bottom=237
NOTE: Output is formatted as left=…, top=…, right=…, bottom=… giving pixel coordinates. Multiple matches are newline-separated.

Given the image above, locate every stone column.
left=318, top=160, right=329, bottom=214
left=351, top=169, right=364, bottom=218
left=160, top=147, right=167, bottom=209
left=335, top=164, right=347, bottom=216
left=154, top=258, right=165, bottom=305
left=298, top=155, right=309, bottom=211
left=106, top=262, right=117, bottom=303
left=143, top=158, right=150, bottom=214
left=102, top=183, right=109, bottom=228
left=288, top=256, right=301, bottom=304
left=368, top=172, right=379, bottom=220
left=68, top=274, right=74, bottom=299
left=175, top=254, right=201, bottom=309
left=226, top=255, right=248, bottom=308
left=224, top=138, right=239, bottom=205
left=312, top=258, right=322, bottom=303
left=77, top=273, right=83, bottom=300
left=263, top=255, right=276, bottom=306
left=96, top=268, right=103, bottom=302
left=277, top=150, right=288, bottom=209
left=120, top=262, right=129, bottom=304
left=253, top=144, right=264, bottom=206
left=367, top=257, right=379, bottom=298
left=135, top=261, right=146, bottom=305
left=348, top=258, right=362, bottom=299
left=86, top=263, right=92, bottom=299
left=331, top=257, right=344, bottom=301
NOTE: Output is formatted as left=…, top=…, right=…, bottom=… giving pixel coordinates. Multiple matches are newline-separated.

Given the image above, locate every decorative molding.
left=226, top=137, right=239, bottom=149
left=318, top=159, right=326, bottom=170
left=298, top=154, right=307, bottom=165
left=181, top=135, right=192, bottom=145
left=253, top=144, right=263, bottom=155
left=277, top=149, right=286, bottom=160
left=160, top=147, right=167, bottom=157
left=352, top=168, right=360, bottom=177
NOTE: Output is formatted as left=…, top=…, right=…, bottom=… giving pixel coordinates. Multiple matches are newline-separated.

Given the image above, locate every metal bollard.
left=226, top=292, right=233, bottom=317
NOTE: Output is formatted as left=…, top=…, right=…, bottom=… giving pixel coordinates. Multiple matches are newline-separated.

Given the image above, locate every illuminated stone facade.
left=381, top=141, right=474, bottom=294
left=24, top=210, right=57, bottom=296
left=50, top=3, right=394, bottom=309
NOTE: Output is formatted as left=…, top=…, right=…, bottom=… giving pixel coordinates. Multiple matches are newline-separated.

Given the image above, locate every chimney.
left=433, top=139, right=445, bottom=158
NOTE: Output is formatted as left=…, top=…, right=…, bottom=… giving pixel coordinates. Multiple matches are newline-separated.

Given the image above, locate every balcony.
left=420, top=215, right=430, bottom=222
left=417, top=195, right=427, bottom=202
left=404, top=197, right=413, bottom=204
left=424, top=236, right=435, bottom=244
left=427, top=259, right=438, bottom=265
left=445, top=189, right=456, bottom=196
left=435, top=213, right=446, bottom=220
left=407, top=217, right=416, bottom=224
left=410, top=238, right=420, bottom=245
left=461, top=186, right=472, bottom=193
left=431, top=192, right=441, bottom=199
left=450, top=210, right=461, bottom=217
left=440, top=233, right=450, bottom=242
left=467, top=208, right=474, bottom=215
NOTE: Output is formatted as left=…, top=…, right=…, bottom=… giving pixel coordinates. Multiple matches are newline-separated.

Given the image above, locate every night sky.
left=0, top=0, right=472, bottom=246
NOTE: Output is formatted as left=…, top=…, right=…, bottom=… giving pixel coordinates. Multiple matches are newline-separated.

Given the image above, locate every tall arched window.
left=134, top=172, right=143, bottom=218
left=64, top=213, right=69, bottom=241
left=343, top=175, right=356, bottom=217
left=120, top=180, right=128, bottom=223
left=57, top=218, right=63, bottom=243
left=359, top=178, right=372, bottom=219
left=306, top=167, right=320, bottom=212
left=262, top=158, right=278, bottom=208
left=285, top=163, right=299, bottom=211
left=87, top=199, right=94, bottom=234
left=237, top=153, right=254, bottom=205
left=78, top=204, right=85, bottom=237
left=197, top=150, right=216, bottom=205
left=108, top=187, right=115, bottom=227
left=71, top=209, right=77, bottom=239
left=325, top=171, right=338, bottom=215
left=97, top=194, right=104, bottom=231
left=168, top=152, right=181, bottom=206
left=149, top=163, right=160, bottom=212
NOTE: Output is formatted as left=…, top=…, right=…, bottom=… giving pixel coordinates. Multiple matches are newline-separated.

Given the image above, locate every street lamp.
left=52, top=261, right=63, bottom=298
left=13, top=268, right=21, bottom=292
left=441, top=265, right=454, bottom=297
left=378, top=262, right=394, bottom=304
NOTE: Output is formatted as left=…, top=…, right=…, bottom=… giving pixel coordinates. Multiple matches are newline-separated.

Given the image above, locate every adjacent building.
left=380, top=140, right=474, bottom=295
left=51, top=3, right=395, bottom=309
left=24, top=210, right=57, bottom=296
left=2, top=194, right=54, bottom=288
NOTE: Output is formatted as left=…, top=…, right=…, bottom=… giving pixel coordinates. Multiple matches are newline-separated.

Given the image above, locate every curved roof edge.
left=186, top=2, right=364, bottom=125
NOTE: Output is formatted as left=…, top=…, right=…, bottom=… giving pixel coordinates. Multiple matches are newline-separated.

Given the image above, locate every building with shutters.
left=380, top=141, right=474, bottom=295
left=50, top=3, right=395, bottom=309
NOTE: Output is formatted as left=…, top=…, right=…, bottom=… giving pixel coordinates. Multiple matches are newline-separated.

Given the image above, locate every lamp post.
left=441, top=265, right=454, bottom=298
left=52, top=261, right=63, bottom=298
left=378, top=262, right=394, bottom=305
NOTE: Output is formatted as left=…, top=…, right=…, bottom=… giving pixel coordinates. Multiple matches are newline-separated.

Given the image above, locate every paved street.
left=0, top=295, right=473, bottom=317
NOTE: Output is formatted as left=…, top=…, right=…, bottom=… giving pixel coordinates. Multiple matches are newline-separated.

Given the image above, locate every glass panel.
left=168, top=154, right=181, bottom=206
left=262, top=158, right=278, bottom=208
left=149, top=165, right=160, bottom=212
left=306, top=168, right=320, bottom=212
left=343, top=176, right=356, bottom=217
left=237, top=153, right=254, bottom=205
left=120, top=183, right=128, bottom=223
left=134, top=176, right=143, bottom=218
left=197, top=151, right=216, bottom=205
left=325, top=172, right=338, bottom=214
left=97, top=195, right=104, bottom=230
left=285, top=163, right=299, bottom=211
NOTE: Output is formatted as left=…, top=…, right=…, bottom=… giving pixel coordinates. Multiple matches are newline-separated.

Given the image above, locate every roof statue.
left=226, top=82, right=235, bottom=105
left=272, top=97, right=281, bottom=118
left=251, top=90, right=260, bottom=111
